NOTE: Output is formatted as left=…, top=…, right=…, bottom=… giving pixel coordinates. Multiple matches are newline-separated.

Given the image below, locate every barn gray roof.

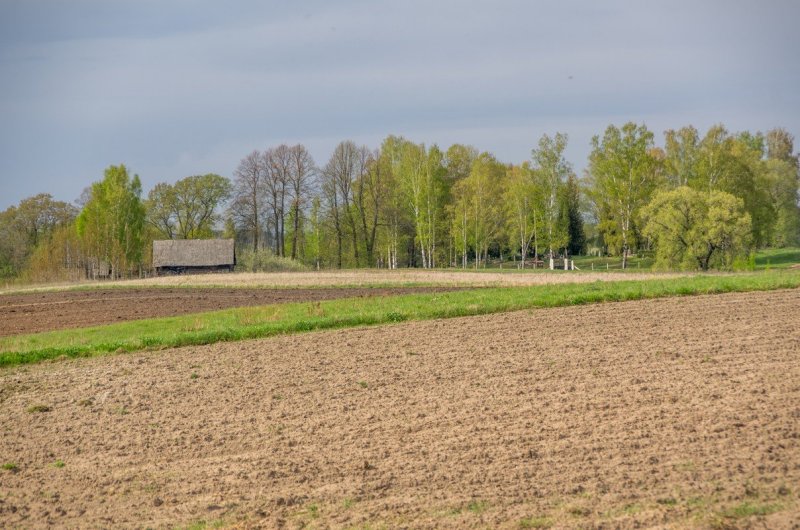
left=152, top=239, right=235, bottom=268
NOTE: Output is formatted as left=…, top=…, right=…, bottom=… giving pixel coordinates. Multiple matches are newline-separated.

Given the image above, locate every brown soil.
left=1, top=289, right=799, bottom=529
left=0, top=287, right=462, bottom=337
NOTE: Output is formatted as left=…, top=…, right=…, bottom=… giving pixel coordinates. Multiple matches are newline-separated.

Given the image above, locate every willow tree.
left=76, top=164, right=146, bottom=278
left=643, top=187, right=752, bottom=270
left=587, top=123, right=661, bottom=268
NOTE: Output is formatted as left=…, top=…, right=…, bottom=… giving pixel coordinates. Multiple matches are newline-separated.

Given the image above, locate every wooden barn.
left=152, top=239, right=235, bottom=275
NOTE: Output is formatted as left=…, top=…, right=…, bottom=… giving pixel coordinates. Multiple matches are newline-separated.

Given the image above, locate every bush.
left=235, top=248, right=308, bottom=272
left=642, top=187, right=752, bottom=271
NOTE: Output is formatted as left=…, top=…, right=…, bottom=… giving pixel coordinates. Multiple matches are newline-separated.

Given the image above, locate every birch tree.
left=504, top=162, right=542, bottom=268
left=587, top=123, right=660, bottom=268
left=76, top=165, right=146, bottom=278
left=531, top=133, right=570, bottom=259
left=445, top=144, right=478, bottom=268
left=455, top=152, right=506, bottom=269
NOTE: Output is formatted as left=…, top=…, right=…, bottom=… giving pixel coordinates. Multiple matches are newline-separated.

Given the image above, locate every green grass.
left=1, top=270, right=799, bottom=368
left=519, top=516, right=553, bottom=528
left=755, top=247, right=800, bottom=269
left=175, top=520, right=225, bottom=530
left=2, top=462, right=18, bottom=471
left=571, top=254, right=654, bottom=271
left=466, top=500, right=489, bottom=514
left=720, top=501, right=782, bottom=519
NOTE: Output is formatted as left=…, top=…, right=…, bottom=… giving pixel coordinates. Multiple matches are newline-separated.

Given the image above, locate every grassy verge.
left=1, top=270, right=799, bottom=368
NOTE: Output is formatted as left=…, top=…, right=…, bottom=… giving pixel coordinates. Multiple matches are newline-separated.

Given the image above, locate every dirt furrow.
left=1, top=289, right=798, bottom=528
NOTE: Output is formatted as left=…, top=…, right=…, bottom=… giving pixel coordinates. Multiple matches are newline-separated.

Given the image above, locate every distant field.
left=4, top=248, right=798, bottom=296
left=2, top=270, right=799, bottom=368
left=0, top=268, right=690, bottom=295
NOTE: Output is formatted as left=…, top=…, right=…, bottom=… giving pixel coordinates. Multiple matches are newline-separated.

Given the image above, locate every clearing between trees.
left=1, top=289, right=797, bottom=528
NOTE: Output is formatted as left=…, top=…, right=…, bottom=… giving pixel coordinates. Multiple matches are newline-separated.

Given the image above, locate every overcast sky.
left=1, top=0, right=799, bottom=209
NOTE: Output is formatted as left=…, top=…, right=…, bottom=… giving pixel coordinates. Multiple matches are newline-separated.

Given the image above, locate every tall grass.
left=1, top=270, right=798, bottom=368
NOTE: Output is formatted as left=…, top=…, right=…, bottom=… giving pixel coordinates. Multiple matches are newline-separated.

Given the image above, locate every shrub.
left=235, top=248, right=308, bottom=272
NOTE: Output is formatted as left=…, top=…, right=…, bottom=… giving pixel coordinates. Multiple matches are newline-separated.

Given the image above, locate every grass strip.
left=1, top=270, right=798, bottom=368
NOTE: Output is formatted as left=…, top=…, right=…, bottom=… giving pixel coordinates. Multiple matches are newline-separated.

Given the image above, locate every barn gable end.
left=152, top=239, right=235, bottom=274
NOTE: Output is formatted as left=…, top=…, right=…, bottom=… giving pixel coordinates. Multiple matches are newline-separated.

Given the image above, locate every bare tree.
left=322, top=141, right=363, bottom=266
left=230, top=151, right=266, bottom=254
left=353, top=148, right=384, bottom=266
left=263, top=145, right=292, bottom=256
left=288, top=144, right=316, bottom=260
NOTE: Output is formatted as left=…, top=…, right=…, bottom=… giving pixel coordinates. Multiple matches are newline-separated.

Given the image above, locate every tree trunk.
left=291, top=201, right=300, bottom=260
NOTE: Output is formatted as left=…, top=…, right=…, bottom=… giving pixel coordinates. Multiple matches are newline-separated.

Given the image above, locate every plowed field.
left=0, top=287, right=461, bottom=337
left=1, top=289, right=798, bottom=528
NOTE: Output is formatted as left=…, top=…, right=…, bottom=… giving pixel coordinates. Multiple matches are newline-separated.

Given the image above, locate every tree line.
left=1, top=123, right=797, bottom=280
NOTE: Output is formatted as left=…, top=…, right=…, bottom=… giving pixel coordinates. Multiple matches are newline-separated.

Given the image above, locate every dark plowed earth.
left=0, top=287, right=462, bottom=337
left=1, top=289, right=799, bottom=528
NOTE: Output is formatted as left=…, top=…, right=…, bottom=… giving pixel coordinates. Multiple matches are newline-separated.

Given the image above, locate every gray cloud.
left=1, top=0, right=798, bottom=208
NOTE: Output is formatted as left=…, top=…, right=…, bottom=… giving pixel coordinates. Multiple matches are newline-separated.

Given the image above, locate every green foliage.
left=452, top=152, right=507, bottom=268
left=0, top=194, right=77, bottom=279
left=235, top=248, right=308, bottom=272
left=2, top=124, right=797, bottom=281
left=2, top=270, right=798, bottom=368
left=560, top=173, right=585, bottom=255
left=504, top=162, right=543, bottom=267
left=532, top=133, right=570, bottom=257
left=146, top=174, right=231, bottom=239
left=643, top=187, right=752, bottom=270
left=663, top=125, right=796, bottom=248
left=587, top=123, right=661, bottom=268
left=76, top=165, right=146, bottom=278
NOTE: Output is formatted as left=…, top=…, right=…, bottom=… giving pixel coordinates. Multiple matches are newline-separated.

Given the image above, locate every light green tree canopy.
left=76, top=164, right=146, bottom=277
left=531, top=132, right=570, bottom=258
left=642, top=186, right=752, bottom=271
left=587, top=122, right=661, bottom=268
